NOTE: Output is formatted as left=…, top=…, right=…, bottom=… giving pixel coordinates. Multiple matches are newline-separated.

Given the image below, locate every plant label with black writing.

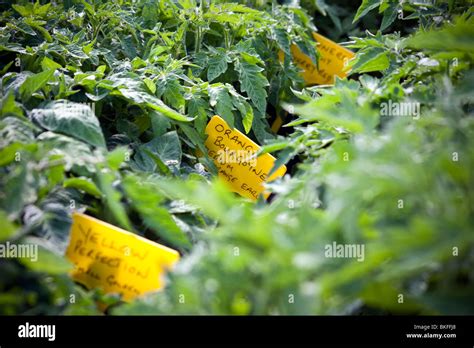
left=65, top=213, right=180, bottom=301
left=280, top=32, right=355, bottom=86
left=204, top=115, right=286, bottom=200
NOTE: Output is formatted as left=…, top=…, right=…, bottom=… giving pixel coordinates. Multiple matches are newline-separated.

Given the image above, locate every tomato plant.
left=0, top=0, right=473, bottom=315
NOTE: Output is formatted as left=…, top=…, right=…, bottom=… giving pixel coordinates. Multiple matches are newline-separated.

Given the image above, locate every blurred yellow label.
left=65, top=213, right=180, bottom=302
left=280, top=32, right=355, bottom=85
left=205, top=116, right=286, bottom=200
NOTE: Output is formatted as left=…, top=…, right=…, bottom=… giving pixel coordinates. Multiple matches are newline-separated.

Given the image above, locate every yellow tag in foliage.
left=204, top=116, right=286, bottom=200
left=280, top=32, right=355, bottom=86
left=65, top=213, right=180, bottom=302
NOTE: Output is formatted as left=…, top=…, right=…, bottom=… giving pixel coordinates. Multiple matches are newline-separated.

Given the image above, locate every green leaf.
left=19, top=242, right=73, bottom=275
left=380, top=2, right=400, bottom=32
left=242, top=105, right=254, bottom=134
left=97, top=170, right=132, bottom=231
left=107, top=147, right=129, bottom=171
left=41, top=57, right=62, bottom=71
left=118, top=86, right=194, bottom=122
left=0, top=210, right=17, bottom=241
left=150, top=110, right=171, bottom=136
left=0, top=143, right=24, bottom=167
left=23, top=200, right=73, bottom=253
left=19, top=69, right=55, bottom=101
left=350, top=48, right=390, bottom=73
left=141, top=131, right=182, bottom=168
left=65, top=44, right=88, bottom=59
left=230, top=92, right=254, bottom=134
left=63, top=177, right=102, bottom=198
left=123, top=175, right=191, bottom=249
left=0, top=92, right=24, bottom=118
left=258, top=141, right=291, bottom=155
left=37, top=131, right=102, bottom=173
left=120, top=35, right=137, bottom=59
left=187, top=94, right=209, bottom=133
left=24, top=18, right=52, bottom=42
left=273, top=27, right=291, bottom=56
left=12, top=4, right=33, bottom=17
left=0, top=161, right=37, bottom=219
left=407, top=16, right=474, bottom=54
left=32, top=2, right=52, bottom=17
left=30, top=100, right=106, bottom=148
left=156, top=77, right=185, bottom=113
left=207, top=49, right=229, bottom=82
left=208, top=85, right=235, bottom=127
left=0, top=117, right=37, bottom=148
left=180, top=123, right=207, bottom=154
left=353, top=0, right=382, bottom=23
left=11, top=2, right=50, bottom=17
left=268, top=146, right=295, bottom=177
left=144, top=78, right=156, bottom=94
left=236, top=57, right=268, bottom=114
left=155, top=177, right=240, bottom=222
left=142, top=149, right=171, bottom=175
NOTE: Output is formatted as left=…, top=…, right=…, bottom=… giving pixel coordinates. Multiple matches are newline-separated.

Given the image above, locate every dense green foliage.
left=0, top=0, right=473, bottom=315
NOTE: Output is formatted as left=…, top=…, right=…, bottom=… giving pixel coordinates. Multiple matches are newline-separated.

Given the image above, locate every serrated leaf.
left=147, top=131, right=181, bottom=166
left=63, top=177, right=102, bottom=198
left=350, top=48, right=390, bottom=74
left=142, top=149, right=171, bottom=175
left=118, top=86, right=194, bottom=122
left=0, top=92, right=24, bottom=118
left=187, top=94, right=209, bottom=134
left=156, top=77, right=185, bottom=113
left=41, top=56, right=62, bottom=71
left=23, top=200, right=73, bottom=254
left=120, top=35, right=137, bottom=59
left=236, top=57, right=268, bottom=114
left=30, top=100, right=106, bottom=148
left=38, top=131, right=102, bottom=173
left=208, top=85, right=235, bottom=127
left=406, top=16, right=474, bottom=53
left=231, top=93, right=254, bottom=134
left=150, top=110, right=171, bottom=136
left=134, top=131, right=182, bottom=172
left=19, top=69, right=55, bottom=101
left=12, top=4, right=32, bottom=17
left=65, top=44, right=88, bottom=59
left=180, top=123, right=207, bottom=154
left=107, top=147, right=129, bottom=171
left=20, top=244, right=73, bottom=274
left=144, top=78, right=156, bottom=94
left=0, top=117, right=37, bottom=148
left=97, top=170, right=132, bottom=231
left=207, top=50, right=229, bottom=82
left=273, top=27, right=291, bottom=56
left=243, top=106, right=254, bottom=134
left=123, top=175, right=191, bottom=249
left=353, top=0, right=382, bottom=23
left=258, top=141, right=291, bottom=155
left=0, top=210, right=17, bottom=241
left=380, top=2, right=400, bottom=31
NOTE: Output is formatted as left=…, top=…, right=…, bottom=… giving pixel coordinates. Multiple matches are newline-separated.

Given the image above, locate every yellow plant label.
left=65, top=213, right=180, bottom=302
left=204, top=115, right=287, bottom=200
left=280, top=32, right=355, bottom=86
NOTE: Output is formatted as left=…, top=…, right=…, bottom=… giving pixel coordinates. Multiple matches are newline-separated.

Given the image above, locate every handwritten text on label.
left=65, top=213, right=180, bottom=302
left=204, top=116, right=286, bottom=200
left=280, top=32, right=355, bottom=86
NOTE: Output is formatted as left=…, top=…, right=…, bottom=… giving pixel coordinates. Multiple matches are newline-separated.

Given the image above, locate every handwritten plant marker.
left=65, top=213, right=180, bottom=302
left=204, top=115, right=287, bottom=200
left=272, top=33, right=355, bottom=133
left=280, top=32, right=355, bottom=86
